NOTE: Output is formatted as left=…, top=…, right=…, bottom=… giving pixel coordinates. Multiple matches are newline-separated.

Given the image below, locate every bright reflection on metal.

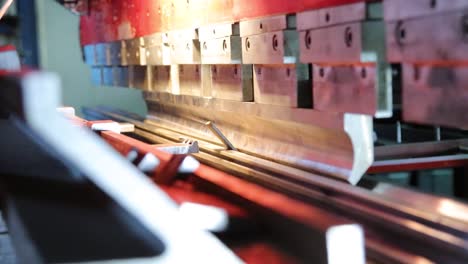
left=438, top=199, right=468, bottom=223
left=326, top=224, right=365, bottom=264
left=179, top=202, right=229, bottom=233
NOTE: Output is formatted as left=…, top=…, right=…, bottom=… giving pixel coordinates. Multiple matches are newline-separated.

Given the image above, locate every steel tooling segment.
left=80, top=0, right=367, bottom=45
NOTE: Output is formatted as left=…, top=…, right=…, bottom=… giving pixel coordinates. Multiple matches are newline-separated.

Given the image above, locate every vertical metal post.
left=16, top=0, right=39, bottom=67
left=396, top=121, right=402, bottom=144
left=435, top=126, right=441, bottom=141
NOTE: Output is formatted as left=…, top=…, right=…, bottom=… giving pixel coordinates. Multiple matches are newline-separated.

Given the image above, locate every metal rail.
left=86, top=107, right=468, bottom=263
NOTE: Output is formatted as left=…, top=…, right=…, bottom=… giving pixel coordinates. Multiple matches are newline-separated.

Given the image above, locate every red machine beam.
left=80, top=0, right=369, bottom=45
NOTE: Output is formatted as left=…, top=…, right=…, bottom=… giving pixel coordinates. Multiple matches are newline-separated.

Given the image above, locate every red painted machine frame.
left=80, top=0, right=368, bottom=45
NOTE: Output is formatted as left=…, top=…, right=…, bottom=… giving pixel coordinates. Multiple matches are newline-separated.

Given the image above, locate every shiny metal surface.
left=124, top=37, right=146, bottom=65
left=313, top=65, right=376, bottom=115
left=1, top=72, right=242, bottom=264
left=402, top=64, right=468, bottom=129
left=199, top=23, right=239, bottom=41
left=253, top=64, right=310, bottom=107
left=200, top=36, right=242, bottom=64
left=384, top=0, right=468, bottom=21
left=386, top=10, right=468, bottom=63
left=94, top=43, right=108, bottom=66
left=149, top=66, right=171, bottom=92
left=169, top=29, right=201, bottom=64
left=141, top=91, right=373, bottom=185
left=83, top=45, right=95, bottom=65
left=143, top=33, right=171, bottom=66
left=87, top=106, right=468, bottom=263
left=297, top=2, right=367, bottom=31
left=210, top=64, right=253, bottom=101
left=299, top=21, right=385, bottom=63
left=242, top=30, right=298, bottom=64
left=91, top=67, right=102, bottom=86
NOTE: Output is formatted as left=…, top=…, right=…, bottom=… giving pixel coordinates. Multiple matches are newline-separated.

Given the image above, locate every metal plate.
left=83, top=45, right=95, bottom=65
left=211, top=65, right=253, bottom=102
left=299, top=21, right=385, bottom=63
left=91, top=67, right=102, bottom=86
left=200, top=36, right=242, bottom=64
left=95, top=43, right=108, bottom=66
left=177, top=65, right=202, bottom=96
left=253, top=64, right=310, bottom=107
left=120, top=41, right=128, bottom=66
left=150, top=66, right=172, bottom=93
left=386, top=11, right=468, bottom=63
left=384, top=0, right=468, bottom=21
left=129, top=65, right=149, bottom=90
left=199, top=23, right=239, bottom=40
left=143, top=91, right=374, bottom=184
left=239, top=15, right=294, bottom=37
left=297, top=2, right=366, bottom=31
left=108, top=42, right=122, bottom=65
left=242, top=30, right=298, bottom=64
left=402, top=64, right=468, bottom=130
left=170, top=40, right=201, bottom=64
left=124, top=38, right=146, bottom=65
left=145, top=44, right=171, bottom=66
left=102, top=67, right=114, bottom=86
left=313, top=65, right=376, bottom=115
left=144, top=33, right=171, bottom=65
left=113, top=66, right=129, bottom=87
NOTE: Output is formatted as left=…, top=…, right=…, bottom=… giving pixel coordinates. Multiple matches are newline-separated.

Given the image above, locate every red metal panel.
left=192, top=0, right=234, bottom=26
left=233, top=0, right=302, bottom=21
left=79, top=0, right=370, bottom=45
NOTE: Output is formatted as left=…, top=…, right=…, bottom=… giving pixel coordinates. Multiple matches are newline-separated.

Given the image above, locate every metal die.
left=298, top=1, right=384, bottom=63
left=240, top=15, right=298, bottom=64
left=298, top=2, right=392, bottom=118
left=91, top=67, right=102, bottom=86
left=124, top=38, right=147, bottom=66
left=144, top=33, right=171, bottom=66
left=173, top=64, right=203, bottom=96
left=128, top=65, right=150, bottom=90
left=150, top=66, right=172, bottom=93
left=94, top=43, right=107, bottom=66
left=299, top=21, right=386, bottom=64
left=210, top=64, right=253, bottom=102
left=169, top=29, right=200, bottom=64
left=385, top=9, right=468, bottom=63
left=102, top=66, right=114, bottom=86
left=83, top=45, right=95, bottom=65
left=199, top=23, right=240, bottom=41
left=253, top=64, right=311, bottom=108
left=200, top=36, right=242, bottom=65
left=297, top=2, right=368, bottom=31
left=113, top=66, right=129, bottom=87
left=108, top=41, right=122, bottom=66
left=402, top=64, right=468, bottom=130
left=313, top=64, right=377, bottom=115
left=100, top=66, right=129, bottom=87
left=384, top=0, right=468, bottom=21
left=242, top=30, right=298, bottom=64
